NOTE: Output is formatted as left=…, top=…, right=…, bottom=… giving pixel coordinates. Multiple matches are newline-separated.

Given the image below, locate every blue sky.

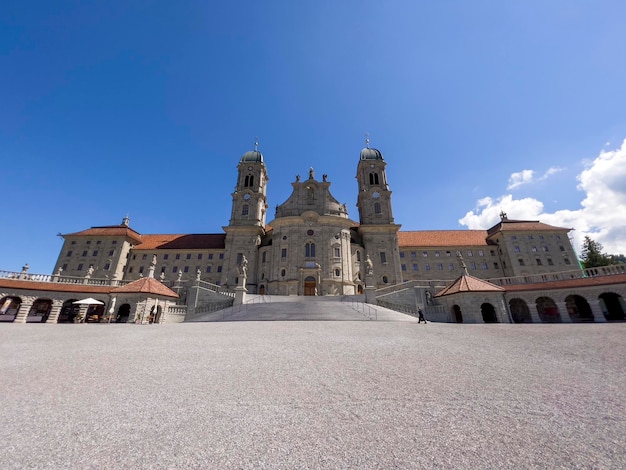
left=2, top=1, right=626, bottom=274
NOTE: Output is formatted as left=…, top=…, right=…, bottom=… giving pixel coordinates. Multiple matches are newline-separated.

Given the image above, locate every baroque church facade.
left=52, top=143, right=581, bottom=296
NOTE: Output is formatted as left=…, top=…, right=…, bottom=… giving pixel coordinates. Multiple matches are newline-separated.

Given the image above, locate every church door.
left=304, top=276, right=316, bottom=296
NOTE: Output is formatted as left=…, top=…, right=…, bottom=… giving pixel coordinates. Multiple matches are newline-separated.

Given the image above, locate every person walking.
left=418, top=308, right=427, bottom=324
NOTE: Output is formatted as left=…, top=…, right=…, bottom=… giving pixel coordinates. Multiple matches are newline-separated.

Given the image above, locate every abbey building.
left=52, top=144, right=581, bottom=296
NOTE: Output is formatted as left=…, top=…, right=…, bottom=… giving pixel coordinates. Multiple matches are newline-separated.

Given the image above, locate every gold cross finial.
left=365, top=132, right=370, bottom=148
left=254, top=137, right=259, bottom=151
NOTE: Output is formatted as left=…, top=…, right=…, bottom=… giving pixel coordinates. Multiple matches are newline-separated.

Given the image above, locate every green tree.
left=580, top=236, right=612, bottom=268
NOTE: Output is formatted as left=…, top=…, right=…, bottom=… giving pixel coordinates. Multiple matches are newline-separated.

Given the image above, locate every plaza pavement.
left=1, top=303, right=625, bottom=469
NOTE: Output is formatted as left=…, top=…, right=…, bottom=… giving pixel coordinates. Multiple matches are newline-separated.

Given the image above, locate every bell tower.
left=356, top=137, right=394, bottom=225
left=229, top=141, right=268, bottom=227
left=355, top=138, right=402, bottom=287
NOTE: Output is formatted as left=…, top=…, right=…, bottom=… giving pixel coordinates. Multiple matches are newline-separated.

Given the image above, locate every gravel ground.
left=1, top=321, right=624, bottom=469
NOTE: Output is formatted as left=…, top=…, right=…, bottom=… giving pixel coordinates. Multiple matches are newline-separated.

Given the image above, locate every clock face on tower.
left=248, top=166, right=253, bottom=171
left=243, top=194, right=251, bottom=200
left=372, top=191, right=380, bottom=199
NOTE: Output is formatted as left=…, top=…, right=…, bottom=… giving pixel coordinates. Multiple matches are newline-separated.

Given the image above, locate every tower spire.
left=254, top=136, right=259, bottom=152
left=365, top=132, right=370, bottom=148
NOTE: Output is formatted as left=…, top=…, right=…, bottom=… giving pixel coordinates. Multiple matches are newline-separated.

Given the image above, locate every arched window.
left=242, top=204, right=249, bottom=216
left=356, top=251, right=361, bottom=262
left=244, top=175, right=254, bottom=187
left=374, top=202, right=381, bottom=214
left=369, top=172, right=379, bottom=185
left=305, top=242, right=316, bottom=258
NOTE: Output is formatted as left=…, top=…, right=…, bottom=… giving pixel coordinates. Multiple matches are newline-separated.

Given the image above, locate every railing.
left=167, top=305, right=188, bottom=316
left=194, top=299, right=234, bottom=315
left=375, top=298, right=418, bottom=316
left=342, top=295, right=377, bottom=320
left=486, top=265, right=625, bottom=286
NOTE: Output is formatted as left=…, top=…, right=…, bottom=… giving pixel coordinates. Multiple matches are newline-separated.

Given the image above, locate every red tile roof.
left=398, top=230, right=489, bottom=247
left=133, top=234, right=226, bottom=250
left=0, top=279, right=113, bottom=294
left=435, top=274, right=504, bottom=297
left=502, top=273, right=626, bottom=292
left=487, top=220, right=571, bottom=236
left=64, top=225, right=143, bottom=243
left=110, top=278, right=179, bottom=298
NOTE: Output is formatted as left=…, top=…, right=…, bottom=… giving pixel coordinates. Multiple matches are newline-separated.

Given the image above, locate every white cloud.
left=506, top=167, right=563, bottom=190
left=459, top=139, right=626, bottom=255
left=507, top=169, right=534, bottom=190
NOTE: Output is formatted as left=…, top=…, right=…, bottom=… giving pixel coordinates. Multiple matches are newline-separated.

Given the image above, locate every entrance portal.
left=304, top=276, right=316, bottom=296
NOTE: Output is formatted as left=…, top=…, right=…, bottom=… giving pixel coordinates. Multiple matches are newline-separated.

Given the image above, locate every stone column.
left=527, top=303, right=542, bottom=323
left=14, top=297, right=34, bottom=323
left=587, top=299, right=607, bottom=323
left=47, top=299, right=64, bottom=324
left=555, top=302, right=572, bottom=323
left=233, top=285, right=247, bottom=306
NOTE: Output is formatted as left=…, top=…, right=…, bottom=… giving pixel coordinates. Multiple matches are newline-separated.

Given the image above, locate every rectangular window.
left=186, top=254, right=191, bottom=260
left=411, top=252, right=416, bottom=258
left=467, top=250, right=473, bottom=257
left=262, top=251, right=266, bottom=263
left=334, top=247, right=341, bottom=258
left=163, top=254, right=169, bottom=260
left=422, top=251, right=428, bottom=257
left=112, top=241, right=117, bottom=245
left=564, top=258, right=571, bottom=265
left=77, top=263, right=83, bottom=271
left=514, top=246, right=521, bottom=253
left=237, top=253, right=243, bottom=264
left=66, top=251, right=73, bottom=257
left=437, top=263, right=443, bottom=270
left=511, top=236, right=517, bottom=240
left=490, top=250, right=496, bottom=256
left=161, top=267, right=166, bottom=273
left=482, top=262, right=488, bottom=269
left=531, top=246, right=537, bottom=252
left=518, top=259, right=525, bottom=266
left=380, top=252, right=387, bottom=264
left=559, top=246, right=565, bottom=252
left=104, top=263, right=110, bottom=271
left=547, top=258, right=554, bottom=265
left=176, top=254, right=180, bottom=260
left=536, top=259, right=542, bottom=265
left=425, top=263, right=431, bottom=271
left=242, top=204, right=249, bottom=216
left=139, top=266, right=144, bottom=274
left=446, top=251, right=451, bottom=257
left=401, top=264, right=406, bottom=271
left=281, top=248, right=287, bottom=258
left=198, top=254, right=203, bottom=260
left=542, top=246, right=549, bottom=252
left=62, top=263, right=68, bottom=271
left=127, top=266, right=132, bottom=273
left=96, top=241, right=101, bottom=244
left=92, top=251, right=98, bottom=256
left=71, top=241, right=76, bottom=245
left=172, top=266, right=178, bottom=273
left=400, top=252, right=405, bottom=258
left=478, top=250, right=484, bottom=256
left=208, top=254, right=213, bottom=260
left=435, top=251, right=440, bottom=257
left=412, top=264, right=418, bottom=271
left=184, top=266, right=189, bottom=272
left=142, top=254, right=147, bottom=260
left=528, top=235, right=534, bottom=239
left=108, top=250, right=114, bottom=256
left=217, top=265, right=223, bottom=272
left=82, top=251, right=88, bottom=257
left=86, top=241, right=91, bottom=245
left=470, top=262, right=476, bottom=270
left=219, top=254, right=224, bottom=259
left=206, top=266, right=212, bottom=273
left=494, top=262, right=499, bottom=269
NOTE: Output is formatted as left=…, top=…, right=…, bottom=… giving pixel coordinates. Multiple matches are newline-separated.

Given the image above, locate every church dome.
left=241, top=150, right=264, bottom=163
left=360, top=147, right=384, bottom=161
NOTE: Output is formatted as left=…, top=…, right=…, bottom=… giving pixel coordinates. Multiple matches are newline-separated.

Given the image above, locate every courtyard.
left=1, top=321, right=624, bottom=469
